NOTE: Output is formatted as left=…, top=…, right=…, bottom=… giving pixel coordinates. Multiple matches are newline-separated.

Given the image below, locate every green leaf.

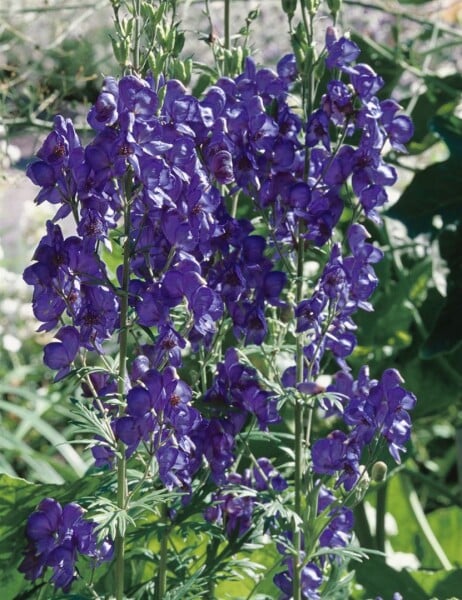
left=404, top=74, right=462, bottom=153
left=432, top=114, right=462, bottom=158
left=354, top=556, right=428, bottom=599
left=0, top=395, right=88, bottom=477
left=421, top=223, right=462, bottom=357
left=353, top=257, right=432, bottom=364
left=421, top=285, right=462, bottom=357
left=426, top=506, right=462, bottom=565
left=386, top=160, right=462, bottom=237
left=399, top=355, right=461, bottom=419
left=397, top=0, right=435, bottom=4
left=411, top=569, right=462, bottom=597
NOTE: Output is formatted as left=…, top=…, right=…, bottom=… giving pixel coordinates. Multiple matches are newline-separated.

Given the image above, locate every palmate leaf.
left=388, top=113, right=462, bottom=237
left=405, top=74, right=462, bottom=152
left=386, top=159, right=462, bottom=237
left=387, top=115, right=462, bottom=358
left=421, top=223, right=462, bottom=357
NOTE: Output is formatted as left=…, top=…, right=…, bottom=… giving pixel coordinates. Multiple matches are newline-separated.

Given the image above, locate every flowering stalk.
left=157, top=504, right=169, bottom=599
left=293, top=222, right=306, bottom=600
left=293, top=5, right=315, bottom=598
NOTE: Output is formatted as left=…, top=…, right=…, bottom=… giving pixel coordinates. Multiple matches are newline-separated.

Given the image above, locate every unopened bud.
left=371, top=461, right=388, bottom=483
left=327, top=0, right=342, bottom=17
left=282, top=0, right=297, bottom=19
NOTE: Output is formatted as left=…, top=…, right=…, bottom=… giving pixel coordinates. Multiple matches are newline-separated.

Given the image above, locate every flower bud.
left=282, top=0, right=297, bottom=20
left=301, top=0, right=320, bottom=15
left=327, top=0, right=342, bottom=17
left=371, top=461, right=388, bottom=483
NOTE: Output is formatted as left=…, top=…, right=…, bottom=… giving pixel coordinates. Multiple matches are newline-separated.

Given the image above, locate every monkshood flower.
left=204, top=459, right=287, bottom=538
left=23, top=220, right=117, bottom=352
left=18, top=498, right=113, bottom=592
left=115, top=366, right=202, bottom=490
left=43, top=325, right=79, bottom=381
left=195, top=348, right=281, bottom=484
left=21, top=25, right=415, bottom=600
left=26, top=116, right=82, bottom=220
left=205, top=347, right=280, bottom=432
left=312, top=368, right=416, bottom=488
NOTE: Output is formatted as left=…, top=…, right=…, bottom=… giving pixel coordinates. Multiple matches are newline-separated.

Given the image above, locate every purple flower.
left=380, top=99, right=414, bottom=152
left=277, top=54, right=298, bottom=83
left=312, top=430, right=361, bottom=491
left=346, top=63, right=384, bottom=101
left=87, top=76, right=119, bottom=130
left=19, top=498, right=113, bottom=592
left=318, top=486, right=354, bottom=549
left=43, top=326, right=80, bottom=381
left=306, top=110, right=331, bottom=150
left=74, top=285, right=119, bottom=352
left=325, top=35, right=360, bottom=70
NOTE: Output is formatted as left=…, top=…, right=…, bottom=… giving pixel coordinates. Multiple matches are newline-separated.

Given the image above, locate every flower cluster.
left=204, top=457, right=287, bottom=538
left=199, top=347, right=280, bottom=482
left=18, top=498, right=113, bottom=592
left=312, top=367, right=416, bottom=490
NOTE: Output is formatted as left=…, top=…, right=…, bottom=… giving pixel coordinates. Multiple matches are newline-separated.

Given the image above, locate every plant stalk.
left=353, top=501, right=375, bottom=550
left=133, top=0, right=142, bottom=73
left=115, top=190, right=132, bottom=600
left=293, top=222, right=306, bottom=600
left=375, top=481, right=387, bottom=553
left=291, top=4, right=317, bottom=597
left=157, top=505, right=169, bottom=599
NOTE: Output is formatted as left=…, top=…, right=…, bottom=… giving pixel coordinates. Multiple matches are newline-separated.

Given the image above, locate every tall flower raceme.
left=19, top=21, right=415, bottom=598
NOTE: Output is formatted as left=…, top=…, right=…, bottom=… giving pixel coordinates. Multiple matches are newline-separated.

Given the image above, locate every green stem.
left=401, top=474, right=452, bottom=570
left=375, top=482, right=387, bottom=553
left=157, top=505, right=169, bottom=599
left=353, top=501, right=375, bottom=550
left=133, top=0, right=141, bottom=73
left=291, top=5, right=317, bottom=597
left=115, top=191, right=132, bottom=600
left=293, top=222, right=306, bottom=600
left=403, top=465, right=462, bottom=506
left=224, top=0, right=231, bottom=50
